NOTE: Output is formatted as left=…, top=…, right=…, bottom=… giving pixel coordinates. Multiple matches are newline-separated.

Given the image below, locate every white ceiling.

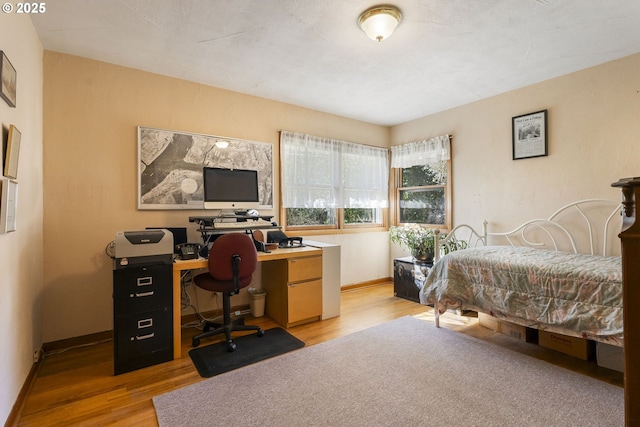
left=31, top=0, right=640, bottom=126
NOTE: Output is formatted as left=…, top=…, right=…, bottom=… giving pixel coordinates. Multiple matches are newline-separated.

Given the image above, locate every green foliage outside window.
left=344, top=208, right=374, bottom=224
left=398, top=162, right=448, bottom=226
left=399, top=188, right=445, bottom=224
left=286, top=208, right=333, bottom=226
left=401, top=162, right=447, bottom=187
left=285, top=207, right=376, bottom=226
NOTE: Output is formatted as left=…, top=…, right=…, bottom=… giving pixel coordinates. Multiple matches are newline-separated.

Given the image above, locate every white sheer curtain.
left=280, top=131, right=389, bottom=208
left=342, top=141, right=389, bottom=208
left=390, top=134, right=450, bottom=168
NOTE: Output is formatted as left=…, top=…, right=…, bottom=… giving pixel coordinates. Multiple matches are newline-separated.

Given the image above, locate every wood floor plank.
left=16, top=283, right=623, bottom=426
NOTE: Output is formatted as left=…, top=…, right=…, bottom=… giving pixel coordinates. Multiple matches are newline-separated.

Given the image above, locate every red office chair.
left=191, top=233, right=264, bottom=351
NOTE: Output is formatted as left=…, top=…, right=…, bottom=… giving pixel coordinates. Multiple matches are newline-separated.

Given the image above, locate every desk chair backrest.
left=207, top=233, right=258, bottom=294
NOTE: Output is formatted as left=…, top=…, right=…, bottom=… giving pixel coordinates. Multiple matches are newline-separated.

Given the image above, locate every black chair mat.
left=188, top=327, right=305, bottom=378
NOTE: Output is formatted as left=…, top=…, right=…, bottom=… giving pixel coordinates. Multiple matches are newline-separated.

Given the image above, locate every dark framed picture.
left=512, top=109, right=547, bottom=160
left=4, top=125, right=21, bottom=179
left=0, top=51, right=17, bottom=108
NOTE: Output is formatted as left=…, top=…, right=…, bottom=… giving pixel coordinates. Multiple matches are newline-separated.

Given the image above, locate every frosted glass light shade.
left=358, top=6, right=402, bottom=42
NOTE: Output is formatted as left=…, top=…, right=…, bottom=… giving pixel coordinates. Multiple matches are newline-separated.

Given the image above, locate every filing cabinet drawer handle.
left=134, top=291, right=155, bottom=298
left=138, top=318, right=153, bottom=329
left=134, top=333, right=155, bottom=341
left=137, top=277, right=153, bottom=286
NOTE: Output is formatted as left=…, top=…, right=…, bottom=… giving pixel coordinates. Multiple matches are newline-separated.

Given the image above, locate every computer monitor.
left=203, top=167, right=259, bottom=211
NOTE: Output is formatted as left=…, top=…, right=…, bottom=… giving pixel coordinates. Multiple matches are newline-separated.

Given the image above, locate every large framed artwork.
left=512, top=109, right=548, bottom=160
left=138, top=127, right=273, bottom=210
left=0, top=51, right=17, bottom=108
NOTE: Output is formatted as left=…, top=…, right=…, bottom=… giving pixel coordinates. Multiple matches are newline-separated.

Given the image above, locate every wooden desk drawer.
left=288, top=279, right=322, bottom=323
left=288, top=256, right=322, bottom=283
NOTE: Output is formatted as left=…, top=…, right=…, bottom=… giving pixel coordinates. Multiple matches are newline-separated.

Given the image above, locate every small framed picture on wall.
left=4, top=124, right=20, bottom=179
left=0, top=178, right=18, bottom=233
left=0, top=51, right=17, bottom=108
left=512, top=109, right=547, bottom=160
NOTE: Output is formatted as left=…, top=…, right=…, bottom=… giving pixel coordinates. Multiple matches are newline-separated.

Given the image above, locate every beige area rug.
left=153, top=316, right=623, bottom=426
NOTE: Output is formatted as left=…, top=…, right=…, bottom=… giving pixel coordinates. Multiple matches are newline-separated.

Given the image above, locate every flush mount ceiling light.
left=215, top=140, right=230, bottom=148
left=358, top=5, right=402, bottom=42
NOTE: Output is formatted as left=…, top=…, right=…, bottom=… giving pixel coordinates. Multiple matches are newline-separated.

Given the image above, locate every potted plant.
left=440, top=233, right=468, bottom=255
left=389, top=224, right=436, bottom=263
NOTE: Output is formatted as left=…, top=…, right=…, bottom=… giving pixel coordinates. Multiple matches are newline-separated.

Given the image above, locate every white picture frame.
left=0, top=178, right=18, bottom=233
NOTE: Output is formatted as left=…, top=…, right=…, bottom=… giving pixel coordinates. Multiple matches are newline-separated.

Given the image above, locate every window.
left=284, top=207, right=382, bottom=228
left=280, top=131, right=389, bottom=230
left=391, top=135, right=451, bottom=229
left=285, top=208, right=334, bottom=226
left=397, top=161, right=450, bottom=228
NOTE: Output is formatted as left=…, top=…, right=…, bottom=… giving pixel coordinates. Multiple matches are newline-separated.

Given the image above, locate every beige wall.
left=393, top=53, right=640, bottom=236
left=42, top=51, right=389, bottom=343
left=42, top=51, right=640, bottom=345
left=0, top=14, right=43, bottom=424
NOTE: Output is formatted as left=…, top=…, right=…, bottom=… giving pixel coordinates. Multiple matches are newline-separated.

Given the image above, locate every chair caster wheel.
left=227, top=342, right=237, bottom=352
left=257, top=329, right=265, bottom=337
left=192, top=338, right=201, bottom=347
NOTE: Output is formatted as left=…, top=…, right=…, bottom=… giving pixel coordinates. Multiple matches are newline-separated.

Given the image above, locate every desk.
left=172, top=246, right=323, bottom=358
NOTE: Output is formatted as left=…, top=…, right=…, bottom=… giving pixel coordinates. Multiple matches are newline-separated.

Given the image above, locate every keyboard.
left=214, top=221, right=254, bottom=229
left=214, top=218, right=276, bottom=229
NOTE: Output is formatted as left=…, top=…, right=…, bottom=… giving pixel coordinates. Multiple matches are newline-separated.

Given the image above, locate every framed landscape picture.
left=0, top=51, right=17, bottom=108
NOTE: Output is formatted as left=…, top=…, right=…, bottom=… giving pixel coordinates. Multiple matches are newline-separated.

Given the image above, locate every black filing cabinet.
left=113, top=263, right=173, bottom=375
left=393, top=257, right=432, bottom=303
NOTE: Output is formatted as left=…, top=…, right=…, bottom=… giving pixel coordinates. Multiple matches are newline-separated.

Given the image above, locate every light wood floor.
left=16, top=283, right=623, bottom=426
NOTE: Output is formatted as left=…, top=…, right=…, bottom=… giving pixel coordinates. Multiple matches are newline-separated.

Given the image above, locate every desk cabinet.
left=113, top=263, right=173, bottom=375
left=262, top=254, right=323, bottom=328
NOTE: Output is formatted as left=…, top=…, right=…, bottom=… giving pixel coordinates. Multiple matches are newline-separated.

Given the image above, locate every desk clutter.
left=187, top=214, right=304, bottom=257
left=106, top=216, right=337, bottom=375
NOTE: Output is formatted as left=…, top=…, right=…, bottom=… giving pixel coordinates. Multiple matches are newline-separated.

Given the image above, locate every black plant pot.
left=411, top=249, right=434, bottom=264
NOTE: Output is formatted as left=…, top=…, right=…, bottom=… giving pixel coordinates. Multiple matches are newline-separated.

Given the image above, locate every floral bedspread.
left=420, top=245, right=623, bottom=342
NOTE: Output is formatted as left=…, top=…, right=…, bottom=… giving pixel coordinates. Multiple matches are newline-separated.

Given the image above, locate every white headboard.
left=436, top=199, right=622, bottom=260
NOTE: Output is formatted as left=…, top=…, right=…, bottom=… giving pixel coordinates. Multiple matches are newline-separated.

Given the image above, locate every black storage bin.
left=393, top=257, right=432, bottom=303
